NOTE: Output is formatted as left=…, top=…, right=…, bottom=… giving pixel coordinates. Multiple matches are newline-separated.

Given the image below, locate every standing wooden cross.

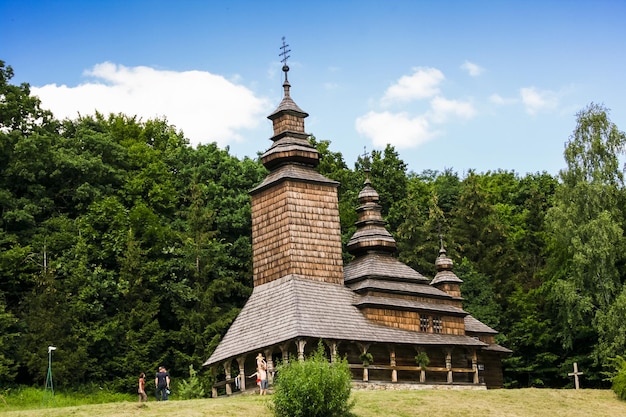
left=568, top=362, right=584, bottom=389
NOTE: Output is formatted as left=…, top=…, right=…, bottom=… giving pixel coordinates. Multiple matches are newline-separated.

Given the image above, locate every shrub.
left=176, top=364, right=206, bottom=399
left=359, top=352, right=373, bottom=366
left=270, top=341, right=355, bottom=417
left=414, top=352, right=430, bottom=369
left=609, top=356, right=626, bottom=401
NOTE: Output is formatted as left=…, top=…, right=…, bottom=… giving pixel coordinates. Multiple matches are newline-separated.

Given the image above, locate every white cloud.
left=381, top=67, right=444, bottom=105
left=355, top=111, right=435, bottom=149
left=356, top=67, right=479, bottom=150
left=32, top=62, right=270, bottom=147
left=429, top=96, right=476, bottom=123
left=520, top=87, right=559, bottom=115
left=489, top=93, right=517, bottom=105
left=461, top=61, right=484, bottom=77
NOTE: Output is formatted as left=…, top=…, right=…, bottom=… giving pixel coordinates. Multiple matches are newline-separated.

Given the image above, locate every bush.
left=609, top=356, right=626, bottom=401
left=414, top=352, right=430, bottom=369
left=176, top=364, right=206, bottom=399
left=270, top=341, right=355, bottom=417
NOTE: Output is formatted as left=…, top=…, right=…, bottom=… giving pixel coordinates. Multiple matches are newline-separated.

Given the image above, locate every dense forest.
left=1, top=60, right=625, bottom=393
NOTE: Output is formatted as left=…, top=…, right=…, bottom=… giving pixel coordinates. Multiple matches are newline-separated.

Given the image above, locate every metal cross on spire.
left=361, top=146, right=371, bottom=174
left=279, top=37, right=291, bottom=83
left=361, top=146, right=368, bottom=161
left=438, top=221, right=445, bottom=251
left=279, top=37, right=291, bottom=66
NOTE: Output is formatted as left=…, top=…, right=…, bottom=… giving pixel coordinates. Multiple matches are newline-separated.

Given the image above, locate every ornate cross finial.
left=279, top=36, right=291, bottom=83
left=361, top=146, right=371, bottom=180
left=438, top=220, right=445, bottom=252
left=279, top=36, right=291, bottom=67
left=361, top=146, right=369, bottom=161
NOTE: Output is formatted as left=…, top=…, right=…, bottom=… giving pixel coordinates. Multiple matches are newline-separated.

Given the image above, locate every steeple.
left=261, top=38, right=319, bottom=170
left=346, top=169, right=397, bottom=255
left=249, top=39, right=343, bottom=287
left=430, top=241, right=463, bottom=298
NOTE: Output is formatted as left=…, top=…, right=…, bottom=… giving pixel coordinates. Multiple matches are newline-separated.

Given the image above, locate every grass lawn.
left=1, top=388, right=625, bottom=417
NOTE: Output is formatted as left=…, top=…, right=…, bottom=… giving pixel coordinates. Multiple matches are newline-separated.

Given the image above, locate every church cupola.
left=346, top=174, right=397, bottom=255
left=430, top=244, right=463, bottom=299
left=260, top=48, right=319, bottom=170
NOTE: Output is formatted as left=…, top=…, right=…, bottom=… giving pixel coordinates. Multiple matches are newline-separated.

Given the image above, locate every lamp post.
left=44, top=346, right=56, bottom=401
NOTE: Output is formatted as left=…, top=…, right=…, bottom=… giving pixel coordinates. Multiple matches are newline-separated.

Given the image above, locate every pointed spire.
left=261, top=38, right=318, bottom=170
left=346, top=163, right=397, bottom=255
left=434, top=236, right=454, bottom=271
left=431, top=238, right=462, bottom=295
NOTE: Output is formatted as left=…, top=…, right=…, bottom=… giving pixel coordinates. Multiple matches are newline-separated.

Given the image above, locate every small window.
left=420, top=316, right=430, bottom=332
left=432, top=316, right=443, bottom=333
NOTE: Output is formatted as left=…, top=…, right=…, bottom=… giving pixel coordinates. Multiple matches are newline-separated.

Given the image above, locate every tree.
left=0, top=295, right=19, bottom=384
left=544, top=103, right=626, bottom=369
left=457, top=258, right=501, bottom=329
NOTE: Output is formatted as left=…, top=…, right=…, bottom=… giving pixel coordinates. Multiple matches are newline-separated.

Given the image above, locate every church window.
left=432, top=316, right=443, bottom=333
left=420, top=316, right=430, bottom=332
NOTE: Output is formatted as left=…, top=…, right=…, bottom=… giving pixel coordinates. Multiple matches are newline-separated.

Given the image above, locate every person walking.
left=155, top=366, right=171, bottom=401
left=138, top=372, right=148, bottom=402
left=248, top=362, right=268, bottom=395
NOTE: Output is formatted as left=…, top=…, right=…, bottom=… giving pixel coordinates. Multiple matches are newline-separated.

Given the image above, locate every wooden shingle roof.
left=250, top=163, right=338, bottom=194
left=344, top=253, right=430, bottom=283
left=354, top=295, right=468, bottom=316
left=204, top=274, right=487, bottom=366
left=464, top=315, right=498, bottom=334
left=346, top=278, right=453, bottom=299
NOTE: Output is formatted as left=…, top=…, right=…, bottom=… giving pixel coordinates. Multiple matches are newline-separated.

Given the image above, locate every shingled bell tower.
left=249, top=49, right=344, bottom=287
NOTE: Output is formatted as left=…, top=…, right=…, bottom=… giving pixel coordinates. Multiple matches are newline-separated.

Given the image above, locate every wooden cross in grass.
left=568, top=362, right=583, bottom=389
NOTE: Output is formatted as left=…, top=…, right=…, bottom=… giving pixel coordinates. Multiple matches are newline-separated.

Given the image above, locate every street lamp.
left=44, top=346, right=56, bottom=400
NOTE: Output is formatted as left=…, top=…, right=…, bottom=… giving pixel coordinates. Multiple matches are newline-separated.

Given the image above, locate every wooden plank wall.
left=251, top=180, right=343, bottom=286
left=361, top=307, right=466, bottom=335
left=272, top=113, right=305, bottom=135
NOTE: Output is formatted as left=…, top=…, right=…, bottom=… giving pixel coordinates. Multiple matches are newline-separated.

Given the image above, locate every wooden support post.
left=325, top=340, right=338, bottom=363
left=236, top=356, right=246, bottom=392
left=357, top=343, right=371, bottom=382
left=264, top=348, right=274, bottom=385
left=568, top=362, right=584, bottom=389
left=389, top=346, right=397, bottom=383
left=471, top=350, right=479, bottom=384
left=445, top=350, right=453, bottom=384
left=296, top=339, right=307, bottom=362
left=211, top=366, right=218, bottom=398
left=223, top=359, right=233, bottom=395
left=280, top=342, right=290, bottom=364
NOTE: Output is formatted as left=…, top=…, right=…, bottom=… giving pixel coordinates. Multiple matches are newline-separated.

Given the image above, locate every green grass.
left=0, top=386, right=133, bottom=411
left=1, top=388, right=625, bottom=417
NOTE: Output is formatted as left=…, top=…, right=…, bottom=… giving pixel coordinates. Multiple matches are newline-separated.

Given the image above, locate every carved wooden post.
left=357, top=343, right=371, bottom=382
left=471, top=350, right=479, bottom=384
left=445, top=350, right=453, bottom=384
left=223, top=359, right=233, bottom=395
left=211, top=366, right=218, bottom=398
left=415, top=347, right=427, bottom=383
left=236, top=356, right=246, bottom=392
left=264, top=348, right=274, bottom=385
left=325, top=340, right=338, bottom=363
left=389, top=346, right=397, bottom=383
left=280, top=342, right=290, bottom=364
left=296, top=339, right=307, bottom=362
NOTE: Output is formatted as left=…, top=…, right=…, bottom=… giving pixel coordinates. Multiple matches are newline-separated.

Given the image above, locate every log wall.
left=361, top=307, right=466, bottom=335
left=251, top=180, right=344, bottom=286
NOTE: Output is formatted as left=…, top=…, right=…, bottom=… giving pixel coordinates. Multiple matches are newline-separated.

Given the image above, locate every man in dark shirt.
left=155, top=366, right=171, bottom=401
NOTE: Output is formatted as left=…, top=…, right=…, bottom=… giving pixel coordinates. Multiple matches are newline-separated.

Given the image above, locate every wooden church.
left=203, top=59, right=511, bottom=395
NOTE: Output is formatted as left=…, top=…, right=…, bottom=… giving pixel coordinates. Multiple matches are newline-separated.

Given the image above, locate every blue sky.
left=2, top=0, right=625, bottom=176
